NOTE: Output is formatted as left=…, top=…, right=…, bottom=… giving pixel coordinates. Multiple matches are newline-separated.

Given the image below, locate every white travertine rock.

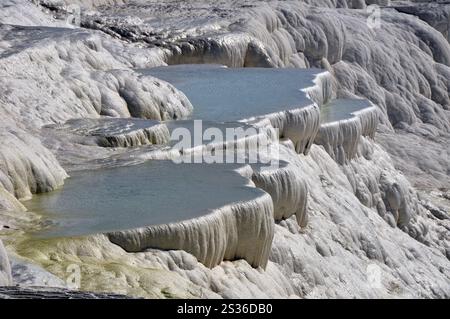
left=393, top=2, right=450, bottom=43
left=0, top=0, right=70, bottom=27
left=0, top=23, right=189, bottom=202
left=0, top=187, right=26, bottom=213
left=25, top=160, right=276, bottom=269
left=15, top=144, right=449, bottom=298
left=53, top=118, right=171, bottom=148
left=251, top=161, right=308, bottom=227
left=87, top=70, right=193, bottom=120
left=0, top=24, right=185, bottom=127
left=10, top=256, right=67, bottom=288
left=107, top=189, right=274, bottom=269
left=248, top=104, right=321, bottom=155
left=342, top=137, right=419, bottom=228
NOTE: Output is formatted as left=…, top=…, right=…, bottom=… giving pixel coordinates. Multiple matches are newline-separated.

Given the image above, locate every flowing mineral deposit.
left=0, top=0, right=448, bottom=300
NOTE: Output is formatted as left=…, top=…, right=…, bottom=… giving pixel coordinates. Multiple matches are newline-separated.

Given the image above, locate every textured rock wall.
left=15, top=142, right=449, bottom=298
left=55, top=118, right=172, bottom=148
left=342, top=137, right=419, bottom=228
left=248, top=70, right=334, bottom=154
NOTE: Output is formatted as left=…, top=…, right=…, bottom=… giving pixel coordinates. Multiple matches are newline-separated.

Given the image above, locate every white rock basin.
left=320, top=98, right=373, bottom=123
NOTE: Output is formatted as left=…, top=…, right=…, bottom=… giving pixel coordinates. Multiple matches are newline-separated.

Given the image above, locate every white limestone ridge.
left=0, top=0, right=448, bottom=298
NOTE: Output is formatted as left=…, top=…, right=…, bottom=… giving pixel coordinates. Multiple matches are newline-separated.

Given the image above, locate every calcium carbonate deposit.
left=0, top=0, right=449, bottom=298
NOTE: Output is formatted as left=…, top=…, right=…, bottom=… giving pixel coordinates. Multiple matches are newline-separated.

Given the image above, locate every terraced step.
left=50, top=65, right=333, bottom=155
left=28, top=68, right=379, bottom=270
left=143, top=64, right=329, bottom=121
left=0, top=286, right=129, bottom=299
left=319, top=99, right=374, bottom=124
left=24, top=161, right=274, bottom=268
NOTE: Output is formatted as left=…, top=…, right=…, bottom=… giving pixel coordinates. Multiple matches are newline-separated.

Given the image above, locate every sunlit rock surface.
left=143, top=65, right=329, bottom=121
left=392, top=1, right=450, bottom=42
left=24, top=161, right=275, bottom=268
left=0, top=20, right=191, bottom=201
left=9, top=256, right=67, bottom=288
left=166, top=119, right=275, bottom=151
left=13, top=142, right=450, bottom=298
left=251, top=160, right=309, bottom=227
left=0, top=286, right=129, bottom=299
